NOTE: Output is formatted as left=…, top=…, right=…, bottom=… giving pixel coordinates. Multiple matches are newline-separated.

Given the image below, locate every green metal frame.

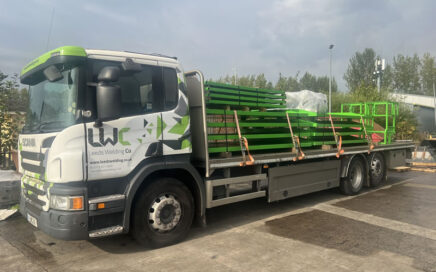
left=204, top=82, right=397, bottom=155
left=340, top=102, right=398, bottom=144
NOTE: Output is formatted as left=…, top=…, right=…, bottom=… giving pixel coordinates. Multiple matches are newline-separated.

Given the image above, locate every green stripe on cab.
left=21, top=46, right=87, bottom=76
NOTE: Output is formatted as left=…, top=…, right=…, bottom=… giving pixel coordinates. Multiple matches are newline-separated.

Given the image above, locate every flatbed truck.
left=17, top=46, right=414, bottom=247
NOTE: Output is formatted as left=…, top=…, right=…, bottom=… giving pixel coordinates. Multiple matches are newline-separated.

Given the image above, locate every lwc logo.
left=88, top=128, right=130, bottom=147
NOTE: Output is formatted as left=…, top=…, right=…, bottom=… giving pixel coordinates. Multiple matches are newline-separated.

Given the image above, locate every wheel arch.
left=123, top=157, right=205, bottom=233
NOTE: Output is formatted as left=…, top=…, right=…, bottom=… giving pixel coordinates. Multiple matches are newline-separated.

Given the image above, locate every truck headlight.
left=50, top=195, right=84, bottom=211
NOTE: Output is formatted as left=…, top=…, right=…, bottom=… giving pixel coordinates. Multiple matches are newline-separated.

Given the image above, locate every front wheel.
left=132, top=178, right=194, bottom=248
left=340, top=157, right=366, bottom=195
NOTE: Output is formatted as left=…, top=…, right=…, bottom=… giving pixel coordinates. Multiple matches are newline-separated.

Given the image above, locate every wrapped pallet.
left=285, top=90, right=328, bottom=113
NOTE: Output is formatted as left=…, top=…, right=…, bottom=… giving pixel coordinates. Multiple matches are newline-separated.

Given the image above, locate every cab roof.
left=21, top=45, right=180, bottom=78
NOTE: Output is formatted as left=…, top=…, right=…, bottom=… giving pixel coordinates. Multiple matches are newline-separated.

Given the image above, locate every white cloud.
left=82, top=3, right=136, bottom=25
left=251, top=0, right=436, bottom=90
left=1, top=0, right=436, bottom=91
left=259, top=0, right=342, bottom=39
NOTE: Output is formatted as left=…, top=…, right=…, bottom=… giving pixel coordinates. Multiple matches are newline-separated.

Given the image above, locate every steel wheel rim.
left=371, top=156, right=382, bottom=177
left=148, top=194, right=182, bottom=233
left=350, top=163, right=363, bottom=188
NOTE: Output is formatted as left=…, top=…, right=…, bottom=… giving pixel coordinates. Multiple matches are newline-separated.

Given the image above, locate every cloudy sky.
left=1, top=0, right=435, bottom=90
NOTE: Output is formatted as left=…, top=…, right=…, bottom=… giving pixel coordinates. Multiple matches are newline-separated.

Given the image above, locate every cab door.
left=161, top=68, right=192, bottom=156
left=85, top=59, right=164, bottom=181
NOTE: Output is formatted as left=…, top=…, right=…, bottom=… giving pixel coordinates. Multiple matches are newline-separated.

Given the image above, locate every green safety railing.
left=340, top=102, right=398, bottom=144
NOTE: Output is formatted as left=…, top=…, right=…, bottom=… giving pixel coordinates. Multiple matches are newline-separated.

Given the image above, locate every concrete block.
left=0, top=170, right=22, bottom=209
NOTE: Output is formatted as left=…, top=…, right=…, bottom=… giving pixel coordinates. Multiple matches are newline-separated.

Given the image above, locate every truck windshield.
left=22, top=67, right=80, bottom=133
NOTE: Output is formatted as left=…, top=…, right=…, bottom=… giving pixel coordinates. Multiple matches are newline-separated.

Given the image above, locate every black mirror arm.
left=93, top=119, right=103, bottom=128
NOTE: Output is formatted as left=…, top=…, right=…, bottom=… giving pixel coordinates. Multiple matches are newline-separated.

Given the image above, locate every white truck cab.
left=19, top=46, right=203, bottom=247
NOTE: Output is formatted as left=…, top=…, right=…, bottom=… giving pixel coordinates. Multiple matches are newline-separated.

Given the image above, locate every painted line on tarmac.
left=258, top=179, right=415, bottom=226
left=314, top=203, right=436, bottom=241
left=402, top=183, right=436, bottom=190
left=320, top=178, right=415, bottom=207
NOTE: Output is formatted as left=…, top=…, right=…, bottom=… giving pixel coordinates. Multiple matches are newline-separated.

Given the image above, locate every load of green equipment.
left=204, top=81, right=397, bottom=159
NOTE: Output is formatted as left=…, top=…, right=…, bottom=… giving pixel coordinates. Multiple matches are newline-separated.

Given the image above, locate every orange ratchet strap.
left=286, top=112, right=305, bottom=161
left=329, top=114, right=344, bottom=158
left=360, top=116, right=374, bottom=153
left=234, top=110, right=254, bottom=166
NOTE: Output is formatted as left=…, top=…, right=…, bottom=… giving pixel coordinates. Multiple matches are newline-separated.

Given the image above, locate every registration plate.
left=27, top=213, right=38, bottom=228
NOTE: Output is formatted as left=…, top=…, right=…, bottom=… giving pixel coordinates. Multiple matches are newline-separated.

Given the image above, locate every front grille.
left=23, top=182, right=45, bottom=195
left=20, top=150, right=45, bottom=178
left=21, top=175, right=49, bottom=212
left=25, top=199, right=42, bottom=216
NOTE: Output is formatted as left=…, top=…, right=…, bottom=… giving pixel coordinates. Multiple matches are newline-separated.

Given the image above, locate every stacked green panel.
left=205, top=81, right=393, bottom=156
left=205, top=81, right=286, bottom=109
left=205, top=81, right=292, bottom=154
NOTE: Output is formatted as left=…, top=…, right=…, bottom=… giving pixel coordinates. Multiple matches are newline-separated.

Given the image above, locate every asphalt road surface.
left=1, top=171, right=435, bottom=272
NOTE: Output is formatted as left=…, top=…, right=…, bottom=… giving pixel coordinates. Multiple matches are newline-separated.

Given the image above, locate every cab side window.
left=163, top=68, right=178, bottom=110
left=87, top=59, right=179, bottom=118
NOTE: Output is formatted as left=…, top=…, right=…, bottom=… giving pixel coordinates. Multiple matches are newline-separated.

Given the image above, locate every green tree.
left=395, top=104, right=418, bottom=140
left=316, top=76, right=338, bottom=94
left=344, top=48, right=377, bottom=91
left=274, top=73, right=300, bottom=92
left=275, top=73, right=288, bottom=91
left=216, top=73, right=274, bottom=89
left=0, top=71, right=23, bottom=153
left=381, top=64, right=394, bottom=90
left=392, top=54, right=421, bottom=93
left=237, top=75, right=254, bottom=87
left=4, top=73, right=28, bottom=112
left=286, top=75, right=300, bottom=92
left=19, top=88, right=29, bottom=112
left=420, top=53, right=435, bottom=95
left=298, top=72, right=338, bottom=93
left=299, top=72, right=317, bottom=91
left=254, top=73, right=268, bottom=88
left=216, top=74, right=235, bottom=85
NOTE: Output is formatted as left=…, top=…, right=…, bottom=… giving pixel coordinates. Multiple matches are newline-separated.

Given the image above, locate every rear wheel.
left=369, top=152, right=386, bottom=187
left=340, top=157, right=366, bottom=195
left=132, top=178, right=194, bottom=248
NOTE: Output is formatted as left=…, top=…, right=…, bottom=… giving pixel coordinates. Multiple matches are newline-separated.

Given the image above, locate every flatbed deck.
left=208, top=141, right=415, bottom=169
left=185, top=72, right=413, bottom=177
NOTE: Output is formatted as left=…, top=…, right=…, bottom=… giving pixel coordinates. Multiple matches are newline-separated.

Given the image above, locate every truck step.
left=206, top=174, right=267, bottom=208
left=208, top=191, right=266, bottom=208
left=89, top=225, right=123, bottom=238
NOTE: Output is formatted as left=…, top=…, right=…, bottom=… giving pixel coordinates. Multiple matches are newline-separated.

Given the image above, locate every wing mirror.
left=95, top=66, right=122, bottom=126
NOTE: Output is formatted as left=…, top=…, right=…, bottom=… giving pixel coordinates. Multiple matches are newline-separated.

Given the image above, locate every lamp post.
left=328, top=44, right=334, bottom=113
left=374, top=58, right=385, bottom=93
left=232, top=67, right=237, bottom=85
left=433, top=66, right=436, bottom=130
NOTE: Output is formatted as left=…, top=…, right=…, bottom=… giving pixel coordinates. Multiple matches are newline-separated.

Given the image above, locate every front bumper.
left=20, top=176, right=90, bottom=240
left=20, top=196, right=89, bottom=240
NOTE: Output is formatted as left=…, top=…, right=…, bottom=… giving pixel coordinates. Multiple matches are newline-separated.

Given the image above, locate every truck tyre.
left=368, top=152, right=386, bottom=187
left=132, top=177, right=194, bottom=248
left=340, top=157, right=366, bottom=195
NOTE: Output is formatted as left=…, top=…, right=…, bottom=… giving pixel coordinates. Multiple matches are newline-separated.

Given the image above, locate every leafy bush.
left=0, top=72, right=26, bottom=152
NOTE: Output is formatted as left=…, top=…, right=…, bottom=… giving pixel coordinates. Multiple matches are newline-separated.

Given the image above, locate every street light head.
left=329, top=44, right=334, bottom=49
